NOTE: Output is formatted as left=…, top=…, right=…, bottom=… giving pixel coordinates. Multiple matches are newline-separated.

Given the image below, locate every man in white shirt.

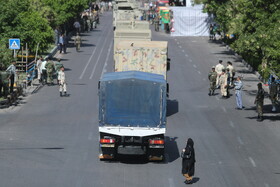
left=215, top=60, right=224, bottom=87
left=40, top=58, right=47, bottom=85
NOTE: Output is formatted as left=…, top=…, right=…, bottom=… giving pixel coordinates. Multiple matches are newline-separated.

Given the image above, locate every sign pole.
left=14, top=49, right=16, bottom=58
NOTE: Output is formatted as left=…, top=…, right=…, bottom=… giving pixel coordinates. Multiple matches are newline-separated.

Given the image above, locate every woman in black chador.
left=181, top=138, right=196, bottom=184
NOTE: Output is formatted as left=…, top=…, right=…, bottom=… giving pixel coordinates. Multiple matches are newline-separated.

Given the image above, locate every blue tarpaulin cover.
left=99, top=71, right=166, bottom=127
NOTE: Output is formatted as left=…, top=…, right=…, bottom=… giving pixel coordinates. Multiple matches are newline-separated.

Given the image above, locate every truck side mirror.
left=167, top=58, right=170, bottom=71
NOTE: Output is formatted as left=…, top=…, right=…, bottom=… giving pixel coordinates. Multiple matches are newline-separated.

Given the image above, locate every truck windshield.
left=101, top=79, right=163, bottom=127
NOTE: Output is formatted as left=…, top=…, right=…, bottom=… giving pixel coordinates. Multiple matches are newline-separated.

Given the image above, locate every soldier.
left=215, top=60, right=224, bottom=88
left=254, top=83, right=265, bottom=121
left=45, top=58, right=55, bottom=85
left=57, top=66, right=67, bottom=97
left=226, top=68, right=231, bottom=98
left=226, top=61, right=234, bottom=86
left=269, top=77, right=278, bottom=112
left=208, top=66, right=217, bottom=96
left=154, top=14, right=159, bottom=32
left=219, top=69, right=228, bottom=98
left=0, top=65, right=10, bottom=98
left=74, top=33, right=82, bottom=52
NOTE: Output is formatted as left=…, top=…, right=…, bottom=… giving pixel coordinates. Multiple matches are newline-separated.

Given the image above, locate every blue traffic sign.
left=9, top=38, right=20, bottom=49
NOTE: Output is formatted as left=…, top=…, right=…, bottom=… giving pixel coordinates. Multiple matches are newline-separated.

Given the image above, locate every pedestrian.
left=45, top=58, right=55, bottom=85
left=58, top=66, right=67, bottom=97
left=154, top=14, right=159, bottom=31
left=55, top=59, right=64, bottom=84
left=269, top=77, right=278, bottom=112
left=254, top=83, right=265, bottom=122
left=59, top=34, right=67, bottom=54
left=209, top=24, right=214, bottom=40
left=208, top=66, right=217, bottom=96
left=226, top=68, right=231, bottom=98
left=6, top=61, right=17, bottom=93
left=215, top=60, right=224, bottom=88
left=36, top=56, right=43, bottom=82
left=219, top=69, right=228, bottom=98
left=74, top=33, right=82, bottom=52
left=226, top=61, right=234, bottom=86
left=40, top=58, right=47, bottom=85
left=181, top=138, right=196, bottom=185
left=73, top=20, right=81, bottom=35
left=234, top=76, right=243, bottom=110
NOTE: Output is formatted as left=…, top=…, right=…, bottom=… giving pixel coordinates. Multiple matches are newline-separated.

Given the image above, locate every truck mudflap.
left=99, top=154, right=114, bottom=160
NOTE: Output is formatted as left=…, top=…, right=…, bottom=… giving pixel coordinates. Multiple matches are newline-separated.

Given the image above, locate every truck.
left=99, top=71, right=166, bottom=161
left=114, top=40, right=168, bottom=79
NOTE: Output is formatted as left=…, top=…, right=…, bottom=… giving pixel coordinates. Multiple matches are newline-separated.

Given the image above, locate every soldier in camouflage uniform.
left=269, top=77, right=278, bottom=112
left=254, top=83, right=265, bottom=121
left=45, top=59, right=55, bottom=85
left=208, top=66, right=217, bottom=96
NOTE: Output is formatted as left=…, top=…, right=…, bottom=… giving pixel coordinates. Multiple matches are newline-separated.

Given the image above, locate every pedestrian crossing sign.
left=9, top=38, right=20, bottom=49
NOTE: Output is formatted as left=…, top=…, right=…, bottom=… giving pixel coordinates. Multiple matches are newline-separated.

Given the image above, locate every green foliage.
left=0, top=38, right=15, bottom=68
left=203, top=0, right=280, bottom=79
left=0, top=0, right=89, bottom=64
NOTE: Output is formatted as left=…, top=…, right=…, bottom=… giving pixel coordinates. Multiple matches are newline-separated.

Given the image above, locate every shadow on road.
left=165, top=136, right=180, bottom=163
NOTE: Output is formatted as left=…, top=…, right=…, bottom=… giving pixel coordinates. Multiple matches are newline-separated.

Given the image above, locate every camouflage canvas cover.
left=115, top=41, right=168, bottom=79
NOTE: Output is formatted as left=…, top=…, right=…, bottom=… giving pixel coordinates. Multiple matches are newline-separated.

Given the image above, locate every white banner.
left=170, top=5, right=213, bottom=37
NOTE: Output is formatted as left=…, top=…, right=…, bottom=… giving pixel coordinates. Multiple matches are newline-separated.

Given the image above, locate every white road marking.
left=89, top=28, right=112, bottom=79
left=222, top=106, right=227, bottom=113
left=79, top=23, right=109, bottom=79
left=178, top=45, right=182, bottom=48
left=249, top=157, right=257, bottom=167
left=192, top=40, right=197, bottom=43
left=193, top=64, right=197, bottom=68
left=197, top=71, right=201, bottom=75
left=177, top=42, right=179, bottom=45
left=237, top=136, right=244, bottom=145
left=182, top=49, right=185, bottom=53
left=203, top=78, right=206, bottom=81
left=185, top=54, right=189, bottom=57
left=101, top=40, right=113, bottom=77
left=189, top=59, right=192, bottom=62
left=174, top=38, right=177, bottom=41
left=229, top=121, right=235, bottom=128
left=168, top=178, right=175, bottom=187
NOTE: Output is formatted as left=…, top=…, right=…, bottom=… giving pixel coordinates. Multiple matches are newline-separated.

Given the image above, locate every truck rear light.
left=100, top=139, right=115, bottom=144
left=149, top=140, right=164, bottom=145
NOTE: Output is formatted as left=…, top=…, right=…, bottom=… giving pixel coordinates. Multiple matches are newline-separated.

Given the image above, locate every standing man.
left=154, top=14, right=159, bottom=31
left=254, top=83, right=265, bottom=121
left=59, top=34, right=67, bottom=54
left=74, top=33, right=82, bottom=52
left=181, top=138, right=196, bottom=184
left=36, top=56, right=43, bottom=82
left=58, top=66, right=67, bottom=97
left=226, top=61, right=234, bottom=86
left=219, top=69, right=228, bottom=98
left=234, top=76, right=243, bottom=110
left=208, top=66, right=217, bottom=96
left=45, top=58, right=55, bottom=85
left=6, top=61, right=17, bottom=93
left=40, top=58, right=47, bottom=85
left=73, top=20, right=81, bottom=35
left=215, top=60, right=224, bottom=88
left=269, top=77, right=278, bottom=112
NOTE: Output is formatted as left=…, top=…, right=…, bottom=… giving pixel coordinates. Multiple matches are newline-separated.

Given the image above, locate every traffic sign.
left=9, top=38, right=20, bottom=49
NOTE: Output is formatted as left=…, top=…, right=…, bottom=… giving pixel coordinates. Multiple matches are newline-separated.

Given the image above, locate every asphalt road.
left=0, top=11, right=280, bottom=187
